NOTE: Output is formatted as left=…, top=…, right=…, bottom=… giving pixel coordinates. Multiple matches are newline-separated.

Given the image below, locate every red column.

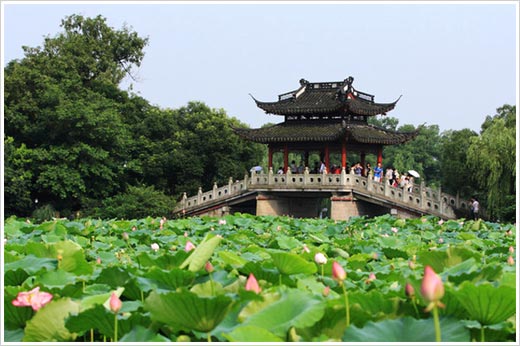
left=283, top=144, right=289, bottom=173
left=268, top=145, right=273, bottom=169
left=341, top=140, right=347, bottom=169
left=377, top=146, right=383, bottom=165
left=324, top=144, right=330, bottom=173
left=360, top=152, right=366, bottom=175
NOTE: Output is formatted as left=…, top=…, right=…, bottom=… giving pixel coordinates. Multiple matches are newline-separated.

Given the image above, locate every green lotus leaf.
left=4, top=268, right=30, bottom=286
left=119, top=325, right=171, bottom=342
left=4, top=328, right=24, bottom=342
left=381, top=247, right=408, bottom=259
left=49, top=240, right=92, bottom=275
left=144, top=290, right=233, bottom=332
left=143, top=267, right=195, bottom=291
left=417, top=246, right=481, bottom=272
left=223, top=325, right=284, bottom=342
left=275, top=234, right=302, bottom=250
left=453, top=282, right=516, bottom=325
left=4, top=292, right=35, bottom=330
left=23, top=298, right=80, bottom=342
left=238, top=288, right=325, bottom=337
left=342, top=316, right=469, bottom=342
left=180, top=233, right=222, bottom=272
left=4, top=255, right=56, bottom=274
left=95, top=266, right=132, bottom=288
left=66, top=303, right=151, bottom=340
left=218, top=250, right=248, bottom=267
left=37, top=269, right=77, bottom=289
left=269, top=250, right=317, bottom=275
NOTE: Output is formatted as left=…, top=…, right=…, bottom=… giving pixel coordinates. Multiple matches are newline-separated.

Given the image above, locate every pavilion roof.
left=252, top=77, right=400, bottom=117
left=234, top=121, right=419, bottom=145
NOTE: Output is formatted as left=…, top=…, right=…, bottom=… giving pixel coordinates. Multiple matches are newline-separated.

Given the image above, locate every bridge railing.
left=175, top=170, right=468, bottom=218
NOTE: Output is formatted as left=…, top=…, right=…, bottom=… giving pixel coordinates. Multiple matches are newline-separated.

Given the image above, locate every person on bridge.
left=373, top=162, right=383, bottom=182
left=470, top=197, right=480, bottom=220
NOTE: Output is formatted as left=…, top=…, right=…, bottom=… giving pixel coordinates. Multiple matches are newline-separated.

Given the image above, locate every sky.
left=2, top=1, right=518, bottom=133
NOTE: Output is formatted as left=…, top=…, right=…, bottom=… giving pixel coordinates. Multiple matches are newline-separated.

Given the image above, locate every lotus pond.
left=3, top=214, right=517, bottom=343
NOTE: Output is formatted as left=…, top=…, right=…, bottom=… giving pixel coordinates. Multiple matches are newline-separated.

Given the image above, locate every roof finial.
left=299, top=78, right=309, bottom=86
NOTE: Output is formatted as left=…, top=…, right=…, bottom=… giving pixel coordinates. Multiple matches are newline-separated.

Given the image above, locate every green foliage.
left=467, top=105, right=516, bottom=221
left=32, top=204, right=56, bottom=223
left=87, top=185, right=175, bottom=219
left=3, top=215, right=516, bottom=342
left=439, top=128, right=479, bottom=197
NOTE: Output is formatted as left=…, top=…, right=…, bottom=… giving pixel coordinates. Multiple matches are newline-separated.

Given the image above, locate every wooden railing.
left=174, top=169, right=467, bottom=219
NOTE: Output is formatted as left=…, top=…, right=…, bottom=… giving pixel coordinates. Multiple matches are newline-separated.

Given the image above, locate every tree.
left=4, top=15, right=148, bottom=215
left=467, top=105, right=516, bottom=221
left=439, top=128, right=479, bottom=197
left=381, top=124, right=442, bottom=186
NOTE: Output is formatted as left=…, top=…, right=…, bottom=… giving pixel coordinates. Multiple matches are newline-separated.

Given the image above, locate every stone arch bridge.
left=173, top=170, right=469, bottom=220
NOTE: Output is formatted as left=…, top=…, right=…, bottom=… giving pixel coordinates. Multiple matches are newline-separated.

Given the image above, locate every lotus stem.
left=320, top=264, right=324, bottom=281
left=432, top=305, right=441, bottom=342
left=480, top=326, right=485, bottom=342
left=209, top=272, right=215, bottom=296
left=90, top=329, right=94, bottom=342
left=411, top=298, right=420, bottom=318
left=207, top=332, right=211, bottom=342
left=114, top=313, right=118, bottom=342
left=341, top=283, right=350, bottom=328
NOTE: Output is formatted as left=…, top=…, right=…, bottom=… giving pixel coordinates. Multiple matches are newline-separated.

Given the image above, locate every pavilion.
left=234, top=76, right=418, bottom=173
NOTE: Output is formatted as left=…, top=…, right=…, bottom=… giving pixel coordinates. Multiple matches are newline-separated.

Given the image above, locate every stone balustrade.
left=175, top=169, right=467, bottom=219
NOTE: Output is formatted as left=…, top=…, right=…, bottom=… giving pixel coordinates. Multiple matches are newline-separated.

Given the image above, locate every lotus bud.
left=508, top=246, right=514, bottom=253
left=332, top=261, right=346, bottom=282
left=109, top=292, right=122, bottom=313
left=323, top=286, right=330, bottom=297
left=122, top=232, right=129, bottom=241
left=421, top=266, right=445, bottom=311
left=205, top=261, right=214, bottom=273
left=151, top=243, right=159, bottom=252
left=302, top=244, right=310, bottom=253
left=405, top=283, right=415, bottom=298
left=185, top=241, right=196, bottom=252
left=245, top=273, right=261, bottom=294
left=96, top=257, right=102, bottom=265
left=507, top=256, right=515, bottom=266
left=314, top=253, right=327, bottom=265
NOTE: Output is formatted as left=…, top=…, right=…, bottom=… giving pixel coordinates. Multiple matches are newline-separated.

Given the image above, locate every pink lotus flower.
left=421, top=266, right=445, bottom=311
left=391, top=227, right=398, bottom=233
left=314, top=253, right=327, bottom=265
left=438, top=237, right=444, bottom=244
left=151, top=243, right=159, bottom=252
left=218, top=219, right=227, bottom=225
left=507, top=256, right=515, bottom=266
left=508, top=246, right=514, bottom=253
left=405, top=282, right=415, bottom=298
left=245, top=273, right=261, bottom=294
left=332, top=261, right=346, bottom=282
left=109, top=292, right=122, bottom=313
left=132, top=226, right=137, bottom=231
left=185, top=241, right=196, bottom=252
left=368, top=272, right=376, bottom=281
left=438, top=220, right=444, bottom=225
left=12, top=287, right=53, bottom=311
